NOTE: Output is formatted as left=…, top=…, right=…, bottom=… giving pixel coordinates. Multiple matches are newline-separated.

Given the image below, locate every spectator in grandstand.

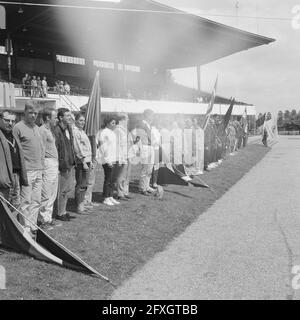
left=31, top=75, right=38, bottom=98
left=53, top=108, right=76, bottom=221
left=0, top=110, right=28, bottom=207
left=13, top=101, right=44, bottom=238
left=97, top=115, right=120, bottom=206
left=36, top=76, right=42, bottom=98
left=72, top=113, right=93, bottom=214
left=22, top=73, right=30, bottom=97
left=64, top=82, right=71, bottom=95
left=42, top=76, right=48, bottom=97
left=38, top=108, right=60, bottom=230
left=54, top=81, right=60, bottom=93
left=114, top=112, right=133, bottom=200
left=59, top=81, right=65, bottom=94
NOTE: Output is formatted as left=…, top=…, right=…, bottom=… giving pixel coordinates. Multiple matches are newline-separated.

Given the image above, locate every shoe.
left=103, top=198, right=114, bottom=206
left=152, top=183, right=158, bottom=189
left=146, top=187, right=156, bottom=194
left=124, top=195, right=132, bottom=199
left=117, top=196, right=129, bottom=201
left=66, top=212, right=76, bottom=219
left=91, top=202, right=100, bottom=207
left=140, top=191, right=150, bottom=196
left=110, top=197, right=120, bottom=205
left=56, top=215, right=70, bottom=222
left=84, top=203, right=94, bottom=209
left=39, top=222, right=54, bottom=231
left=48, top=220, right=62, bottom=227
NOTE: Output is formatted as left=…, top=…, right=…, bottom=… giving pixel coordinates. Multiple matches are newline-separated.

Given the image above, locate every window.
left=93, top=60, right=114, bottom=69
left=56, top=54, right=85, bottom=65
left=0, top=45, right=13, bottom=55
left=125, top=64, right=140, bottom=72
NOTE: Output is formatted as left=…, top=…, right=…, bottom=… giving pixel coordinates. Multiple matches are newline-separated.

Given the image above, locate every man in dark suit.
left=0, top=110, right=28, bottom=206
left=53, top=108, right=76, bottom=221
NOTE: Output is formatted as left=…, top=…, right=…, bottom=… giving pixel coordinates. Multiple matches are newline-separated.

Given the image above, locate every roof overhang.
left=0, top=0, right=275, bottom=69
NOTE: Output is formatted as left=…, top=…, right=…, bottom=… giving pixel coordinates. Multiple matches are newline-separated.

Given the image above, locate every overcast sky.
left=158, top=0, right=300, bottom=114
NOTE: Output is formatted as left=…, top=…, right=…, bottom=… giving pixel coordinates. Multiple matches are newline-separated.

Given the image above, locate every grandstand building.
left=0, top=0, right=274, bottom=117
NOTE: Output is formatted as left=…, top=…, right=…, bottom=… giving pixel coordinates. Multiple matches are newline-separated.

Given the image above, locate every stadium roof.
left=0, top=0, right=275, bottom=70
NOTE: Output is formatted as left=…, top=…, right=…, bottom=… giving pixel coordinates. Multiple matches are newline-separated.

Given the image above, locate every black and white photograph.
left=0, top=0, right=299, bottom=305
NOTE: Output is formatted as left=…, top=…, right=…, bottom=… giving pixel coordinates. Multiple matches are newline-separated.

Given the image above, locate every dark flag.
left=157, top=164, right=209, bottom=188
left=0, top=198, right=106, bottom=279
left=256, top=113, right=266, bottom=128
left=85, top=70, right=102, bottom=159
left=222, top=98, right=235, bottom=133
left=202, top=76, right=218, bottom=131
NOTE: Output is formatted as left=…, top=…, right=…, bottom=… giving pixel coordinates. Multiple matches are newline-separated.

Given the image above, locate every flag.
left=222, top=98, right=235, bottom=133
left=202, top=76, right=218, bottom=131
left=0, top=198, right=103, bottom=277
left=240, top=107, right=248, bottom=134
left=85, top=70, right=101, bottom=159
left=157, top=164, right=209, bottom=188
left=256, top=113, right=266, bottom=128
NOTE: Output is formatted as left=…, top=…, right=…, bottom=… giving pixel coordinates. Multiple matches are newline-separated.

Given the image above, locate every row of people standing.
left=204, top=115, right=248, bottom=170
left=0, top=102, right=136, bottom=238
left=22, top=73, right=48, bottom=98
left=54, top=81, right=70, bottom=95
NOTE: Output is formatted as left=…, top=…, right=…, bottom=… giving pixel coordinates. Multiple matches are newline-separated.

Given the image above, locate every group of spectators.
left=21, top=73, right=72, bottom=98
left=22, top=73, right=48, bottom=98
left=53, top=80, right=71, bottom=95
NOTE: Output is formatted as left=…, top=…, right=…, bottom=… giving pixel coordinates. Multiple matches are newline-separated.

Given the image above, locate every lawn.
left=0, top=144, right=269, bottom=300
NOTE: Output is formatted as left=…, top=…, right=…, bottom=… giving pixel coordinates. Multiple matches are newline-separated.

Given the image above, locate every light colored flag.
left=240, top=107, right=248, bottom=134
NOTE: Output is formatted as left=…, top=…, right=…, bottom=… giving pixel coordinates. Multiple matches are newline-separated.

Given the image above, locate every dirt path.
left=112, top=136, right=300, bottom=300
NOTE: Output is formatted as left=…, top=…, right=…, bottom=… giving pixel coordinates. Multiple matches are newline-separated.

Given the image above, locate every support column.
left=196, top=65, right=201, bottom=94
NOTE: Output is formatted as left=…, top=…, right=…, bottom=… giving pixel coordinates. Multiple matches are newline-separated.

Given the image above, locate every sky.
left=158, top=0, right=300, bottom=114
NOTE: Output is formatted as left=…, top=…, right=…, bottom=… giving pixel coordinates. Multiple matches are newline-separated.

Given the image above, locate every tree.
left=290, top=109, right=297, bottom=121
left=277, top=110, right=283, bottom=128
left=284, top=110, right=290, bottom=122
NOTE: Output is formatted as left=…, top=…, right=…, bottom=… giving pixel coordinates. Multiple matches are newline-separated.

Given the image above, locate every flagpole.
left=0, top=195, right=114, bottom=285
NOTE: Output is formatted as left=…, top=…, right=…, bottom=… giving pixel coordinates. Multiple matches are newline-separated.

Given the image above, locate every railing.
left=59, top=93, right=79, bottom=111
left=278, top=130, right=300, bottom=135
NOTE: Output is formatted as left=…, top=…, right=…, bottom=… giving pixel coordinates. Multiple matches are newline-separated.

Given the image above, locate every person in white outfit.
left=114, top=112, right=134, bottom=201
left=97, top=116, right=120, bottom=206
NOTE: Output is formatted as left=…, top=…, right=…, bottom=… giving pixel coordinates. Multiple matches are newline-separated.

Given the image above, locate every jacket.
left=0, top=129, right=28, bottom=189
left=53, top=123, right=75, bottom=171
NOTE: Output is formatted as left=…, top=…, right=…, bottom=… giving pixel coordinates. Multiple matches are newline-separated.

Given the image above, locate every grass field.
left=0, top=144, right=269, bottom=300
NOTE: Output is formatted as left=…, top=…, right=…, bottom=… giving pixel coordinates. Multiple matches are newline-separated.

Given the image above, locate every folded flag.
left=157, top=164, right=209, bottom=188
